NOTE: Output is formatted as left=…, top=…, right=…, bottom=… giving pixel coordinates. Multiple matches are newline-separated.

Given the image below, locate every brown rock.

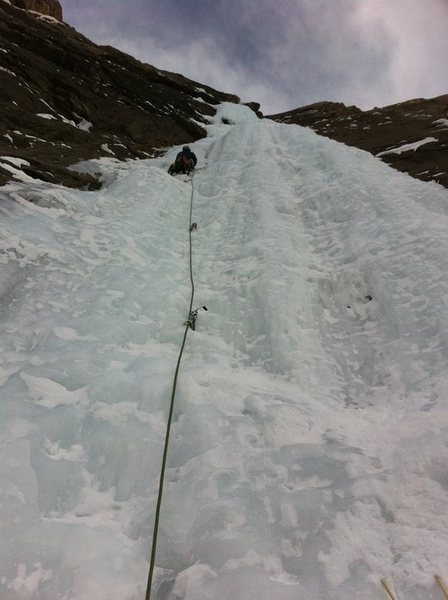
left=9, top=0, right=63, bottom=21
left=244, top=102, right=263, bottom=118
left=0, top=0, right=240, bottom=188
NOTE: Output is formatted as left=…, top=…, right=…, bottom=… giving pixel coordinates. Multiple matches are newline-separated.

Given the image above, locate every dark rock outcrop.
left=269, top=97, right=448, bottom=189
left=244, top=102, right=263, bottom=119
left=9, top=0, right=63, bottom=21
left=0, top=0, right=240, bottom=188
left=2, top=0, right=446, bottom=191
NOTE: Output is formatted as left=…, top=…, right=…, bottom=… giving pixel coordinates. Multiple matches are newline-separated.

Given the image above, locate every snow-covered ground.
left=1, top=104, right=448, bottom=600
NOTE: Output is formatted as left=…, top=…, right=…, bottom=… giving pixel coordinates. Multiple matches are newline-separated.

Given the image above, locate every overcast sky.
left=60, top=0, right=448, bottom=115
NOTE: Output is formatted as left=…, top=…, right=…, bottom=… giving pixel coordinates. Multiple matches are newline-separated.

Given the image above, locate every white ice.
left=1, top=103, right=448, bottom=600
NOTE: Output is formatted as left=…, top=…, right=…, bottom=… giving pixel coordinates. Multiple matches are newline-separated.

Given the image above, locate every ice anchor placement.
left=185, top=305, right=208, bottom=331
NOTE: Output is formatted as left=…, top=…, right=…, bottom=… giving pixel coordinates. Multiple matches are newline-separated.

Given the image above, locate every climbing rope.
left=381, top=575, right=448, bottom=599
left=436, top=576, right=448, bottom=600
left=144, top=175, right=203, bottom=600
left=381, top=579, right=398, bottom=600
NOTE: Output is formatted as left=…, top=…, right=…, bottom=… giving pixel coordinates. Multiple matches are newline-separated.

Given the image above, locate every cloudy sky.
left=60, top=0, right=448, bottom=115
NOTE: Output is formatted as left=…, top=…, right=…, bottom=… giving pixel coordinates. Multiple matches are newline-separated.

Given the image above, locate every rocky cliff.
left=8, top=0, right=62, bottom=21
left=0, top=0, right=241, bottom=188
left=1, top=0, right=447, bottom=191
left=269, top=97, right=448, bottom=189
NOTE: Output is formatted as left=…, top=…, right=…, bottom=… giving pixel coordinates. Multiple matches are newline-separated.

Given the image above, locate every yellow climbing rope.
left=436, top=575, right=448, bottom=600
left=381, top=579, right=398, bottom=600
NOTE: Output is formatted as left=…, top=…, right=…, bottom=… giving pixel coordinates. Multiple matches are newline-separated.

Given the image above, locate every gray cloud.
left=357, top=0, right=448, bottom=104
left=60, top=0, right=448, bottom=114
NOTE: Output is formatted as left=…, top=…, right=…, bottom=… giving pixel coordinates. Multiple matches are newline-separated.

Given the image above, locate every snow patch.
left=36, top=113, right=57, bottom=120
left=101, top=143, right=115, bottom=155
left=6, top=563, right=53, bottom=597
left=376, top=137, right=438, bottom=157
left=0, top=65, right=16, bottom=77
left=20, top=372, right=89, bottom=408
left=33, top=12, right=62, bottom=25
left=53, top=327, right=97, bottom=341
left=42, top=439, right=87, bottom=462
left=77, top=118, right=93, bottom=132
left=0, top=156, right=30, bottom=168
left=0, top=160, right=34, bottom=182
left=434, top=118, right=448, bottom=128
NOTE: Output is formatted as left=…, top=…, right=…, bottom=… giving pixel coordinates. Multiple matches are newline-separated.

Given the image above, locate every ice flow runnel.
left=295, top=137, right=448, bottom=410
left=195, top=121, right=342, bottom=404
left=148, top=121, right=388, bottom=598
left=155, top=113, right=448, bottom=599
left=151, top=363, right=381, bottom=600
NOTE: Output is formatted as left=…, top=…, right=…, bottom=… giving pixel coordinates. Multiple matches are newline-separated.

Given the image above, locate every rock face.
left=0, top=1, right=243, bottom=188
left=269, top=98, right=448, bottom=189
left=1, top=0, right=446, bottom=191
left=9, top=0, right=63, bottom=21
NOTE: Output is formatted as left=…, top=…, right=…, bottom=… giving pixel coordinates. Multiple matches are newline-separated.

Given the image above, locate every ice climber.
left=168, top=145, right=197, bottom=176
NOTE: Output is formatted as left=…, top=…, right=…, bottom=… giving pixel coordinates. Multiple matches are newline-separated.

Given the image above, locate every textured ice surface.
left=1, top=103, right=448, bottom=599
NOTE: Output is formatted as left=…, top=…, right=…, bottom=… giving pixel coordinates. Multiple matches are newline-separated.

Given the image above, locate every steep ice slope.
left=1, top=104, right=448, bottom=600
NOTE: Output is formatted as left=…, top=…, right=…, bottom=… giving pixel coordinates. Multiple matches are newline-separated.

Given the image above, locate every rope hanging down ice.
left=381, top=579, right=398, bottom=600
left=436, top=575, right=448, bottom=600
left=380, top=575, right=448, bottom=599
left=144, top=175, right=204, bottom=600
